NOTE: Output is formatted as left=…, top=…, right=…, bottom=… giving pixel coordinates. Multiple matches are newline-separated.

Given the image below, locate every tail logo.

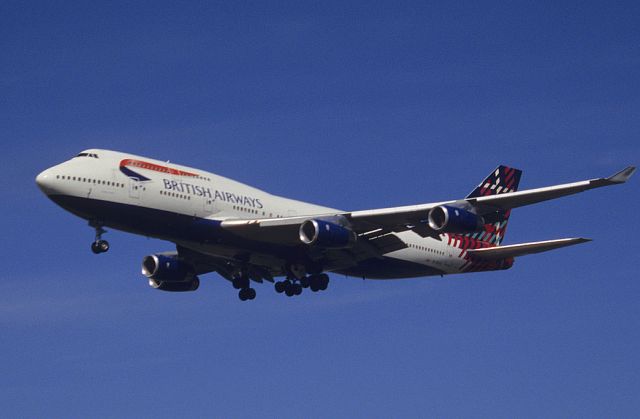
left=465, top=165, right=523, bottom=246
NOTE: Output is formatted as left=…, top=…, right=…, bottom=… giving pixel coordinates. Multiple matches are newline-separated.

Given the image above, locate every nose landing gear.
left=90, top=225, right=109, bottom=254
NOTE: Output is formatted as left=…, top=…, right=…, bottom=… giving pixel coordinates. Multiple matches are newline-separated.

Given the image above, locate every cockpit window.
left=75, top=153, right=99, bottom=158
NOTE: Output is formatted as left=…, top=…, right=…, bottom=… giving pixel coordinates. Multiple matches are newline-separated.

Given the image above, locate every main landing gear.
left=232, top=271, right=330, bottom=301
left=232, top=273, right=256, bottom=301
left=238, top=287, right=256, bottom=301
left=90, top=225, right=109, bottom=254
left=274, top=274, right=329, bottom=297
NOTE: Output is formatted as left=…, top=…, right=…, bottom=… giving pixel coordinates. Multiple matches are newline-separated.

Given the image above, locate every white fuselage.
left=36, top=149, right=482, bottom=279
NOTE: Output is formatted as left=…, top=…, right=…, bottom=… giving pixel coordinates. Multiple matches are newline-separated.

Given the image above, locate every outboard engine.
left=427, top=205, right=485, bottom=234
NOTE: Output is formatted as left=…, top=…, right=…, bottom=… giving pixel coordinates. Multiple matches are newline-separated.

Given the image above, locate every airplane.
left=35, top=149, right=635, bottom=301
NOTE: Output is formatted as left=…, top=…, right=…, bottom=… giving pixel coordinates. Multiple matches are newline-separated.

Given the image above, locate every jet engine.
left=299, top=219, right=356, bottom=248
left=427, top=205, right=485, bottom=233
left=142, top=254, right=199, bottom=292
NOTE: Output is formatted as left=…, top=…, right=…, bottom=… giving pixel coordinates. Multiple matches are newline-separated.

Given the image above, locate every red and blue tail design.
left=466, top=165, right=522, bottom=199
left=444, top=165, right=522, bottom=272
left=465, top=165, right=522, bottom=246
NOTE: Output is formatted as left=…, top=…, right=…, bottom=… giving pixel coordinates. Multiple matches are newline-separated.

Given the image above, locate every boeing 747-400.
left=36, top=149, right=635, bottom=301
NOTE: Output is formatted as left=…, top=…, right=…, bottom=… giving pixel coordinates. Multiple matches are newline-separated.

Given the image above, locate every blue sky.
left=2, top=1, right=639, bottom=417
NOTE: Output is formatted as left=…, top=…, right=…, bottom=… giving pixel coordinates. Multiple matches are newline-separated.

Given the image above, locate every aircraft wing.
left=220, top=166, right=634, bottom=252
left=467, top=166, right=636, bottom=211
left=465, top=237, right=591, bottom=260
left=347, top=166, right=636, bottom=231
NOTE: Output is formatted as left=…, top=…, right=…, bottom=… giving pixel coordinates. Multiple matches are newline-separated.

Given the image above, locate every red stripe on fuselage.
left=119, top=159, right=199, bottom=177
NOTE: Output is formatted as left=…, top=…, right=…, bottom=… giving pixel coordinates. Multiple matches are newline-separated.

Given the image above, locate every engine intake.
left=428, top=205, right=484, bottom=233
left=299, top=219, right=356, bottom=248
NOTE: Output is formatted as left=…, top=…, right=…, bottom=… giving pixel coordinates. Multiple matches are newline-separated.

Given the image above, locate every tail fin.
left=466, top=165, right=522, bottom=245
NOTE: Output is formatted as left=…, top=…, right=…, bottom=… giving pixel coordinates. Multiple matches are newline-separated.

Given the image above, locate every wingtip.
left=564, top=237, right=592, bottom=245
left=607, top=166, right=636, bottom=183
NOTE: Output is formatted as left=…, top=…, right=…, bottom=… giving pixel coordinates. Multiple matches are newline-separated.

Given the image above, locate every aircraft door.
left=204, top=197, right=216, bottom=214
left=129, top=180, right=141, bottom=199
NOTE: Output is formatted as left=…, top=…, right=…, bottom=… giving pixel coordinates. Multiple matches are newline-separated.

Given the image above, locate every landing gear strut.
left=90, top=225, right=109, bottom=254
left=233, top=271, right=256, bottom=301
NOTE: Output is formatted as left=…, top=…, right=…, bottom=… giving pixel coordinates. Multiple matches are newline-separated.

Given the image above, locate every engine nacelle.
left=142, top=254, right=196, bottom=283
left=427, top=205, right=484, bottom=233
left=148, top=277, right=200, bottom=292
left=299, top=219, right=356, bottom=248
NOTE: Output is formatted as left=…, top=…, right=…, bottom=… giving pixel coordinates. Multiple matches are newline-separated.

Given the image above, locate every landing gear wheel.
left=319, top=274, right=329, bottom=291
left=284, top=281, right=295, bottom=297
left=309, top=275, right=320, bottom=292
left=98, top=240, right=109, bottom=252
left=275, top=281, right=286, bottom=293
left=299, top=276, right=310, bottom=288
left=91, top=240, right=109, bottom=254
left=239, top=288, right=256, bottom=301
left=90, top=224, right=109, bottom=254
left=293, top=283, right=302, bottom=295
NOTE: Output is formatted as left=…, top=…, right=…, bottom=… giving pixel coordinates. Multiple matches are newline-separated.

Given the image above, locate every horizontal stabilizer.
left=466, top=238, right=591, bottom=260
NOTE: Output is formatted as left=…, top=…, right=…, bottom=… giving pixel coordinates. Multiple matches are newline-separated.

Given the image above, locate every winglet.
left=607, top=166, right=636, bottom=184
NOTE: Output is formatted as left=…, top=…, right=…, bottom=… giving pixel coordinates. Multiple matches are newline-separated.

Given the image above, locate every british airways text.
left=163, top=179, right=263, bottom=208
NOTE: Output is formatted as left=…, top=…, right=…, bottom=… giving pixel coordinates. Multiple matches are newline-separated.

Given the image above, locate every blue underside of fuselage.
left=47, top=194, right=443, bottom=279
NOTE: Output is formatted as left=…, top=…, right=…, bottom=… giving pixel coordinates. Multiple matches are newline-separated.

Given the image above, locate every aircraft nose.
left=36, top=169, right=54, bottom=193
